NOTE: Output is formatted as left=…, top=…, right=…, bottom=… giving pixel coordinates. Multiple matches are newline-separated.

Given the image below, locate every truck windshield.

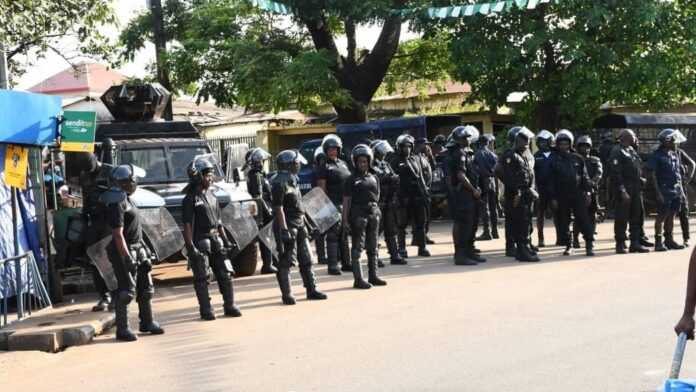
left=169, top=146, right=223, bottom=181
left=120, top=145, right=223, bottom=183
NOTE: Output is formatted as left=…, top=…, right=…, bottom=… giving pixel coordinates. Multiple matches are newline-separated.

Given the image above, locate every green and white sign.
left=61, top=111, right=97, bottom=152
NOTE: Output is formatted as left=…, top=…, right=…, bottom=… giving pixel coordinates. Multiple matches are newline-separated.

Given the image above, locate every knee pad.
left=117, top=289, right=134, bottom=305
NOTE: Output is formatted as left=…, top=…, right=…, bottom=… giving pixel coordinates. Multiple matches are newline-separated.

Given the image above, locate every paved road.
left=2, top=220, right=695, bottom=392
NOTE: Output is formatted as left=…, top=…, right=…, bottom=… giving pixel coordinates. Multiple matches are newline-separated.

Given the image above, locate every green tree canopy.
left=118, top=0, right=445, bottom=123
left=0, top=0, right=116, bottom=84
left=427, top=0, right=696, bottom=130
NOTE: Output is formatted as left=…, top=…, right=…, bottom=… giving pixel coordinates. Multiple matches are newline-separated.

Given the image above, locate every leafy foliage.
left=0, top=0, right=116, bottom=84
left=429, top=0, right=696, bottom=130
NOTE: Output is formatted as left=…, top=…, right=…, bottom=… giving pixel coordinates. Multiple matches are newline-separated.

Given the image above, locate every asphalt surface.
left=2, top=219, right=695, bottom=392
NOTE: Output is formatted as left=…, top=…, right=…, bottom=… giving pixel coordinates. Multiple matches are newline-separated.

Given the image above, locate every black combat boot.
left=477, top=224, right=493, bottom=241
left=586, top=240, right=595, bottom=257
left=629, top=239, right=650, bottom=253
left=640, top=236, right=654, bottom=247
left=352, top=259, right=372, bottom=289
left=505, top=240, right=517, bottom=258
left=454, top=249, right=477, bottom=266
left=260, top=245, right=277, bottom=274
left=563, top=244, right=573, bottom=256
left=92, top=293, right=111, bottom=312
left=300, top=266, right=328, bottom=300
left=654, top=235, right=668, bottom=252
left=386, top=236, right=407, bottom=265
left=219, top=279, right=242, bottom=317
left=665, top=234, right=685, bottom=250
left=194, top=281, right=216, bottom=320
left=426, top=236, right=435, bottom=245
left=572, top=232, right=581, bottom=249
left=516, top=241, right=540, bottom=262
left=418, top=247, right=431, bottom=257
left=537, top=232, right=545, bottom=248
left=326, top=240, right=342, bottom=275
left=115, top=295, right=137, bottom=342
left=398, top=232, right=409, bottom=259
left=492, top=226, right=499, bottom=239
left=615, top=241, right=628, bottom=254
left=367, top=255, right=387, bottom=286
left=468, top=250, right=486, bottom=263
left=138, top=297, right=165, bottom=335
left=276, top=268, right=296, bottom=305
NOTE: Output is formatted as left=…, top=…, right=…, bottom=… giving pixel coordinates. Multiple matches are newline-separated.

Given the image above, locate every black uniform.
left=610, top=144, right=646, bottom=246
left=373, top=157, right=402, bottom=262
left=549, top=151, right=594, bottom=248
left=317, top=158, right=352, bottom=272
left=599, top=140, right=616, bottom=216
left=345, top=172, right=381, bottom=272
left=677, top=148, right=692, bottom=244
left=394, top=153, right=429, bottom=254
left=417, top=152, right=434, bottom=242
left=182, top=188, right=238, bottom=317
left=447, top=146, right=481, bottom=263
left=574, top=155, right=603, bottom=245
left=270, top=171, right=323, bottom=301
left=474, top=145, right=499, bottom=238
left=102, top=189, right=158, bottom=335
left=501, top=148, right=536, bottom=256
left=247, top=166, right=275, bottom=273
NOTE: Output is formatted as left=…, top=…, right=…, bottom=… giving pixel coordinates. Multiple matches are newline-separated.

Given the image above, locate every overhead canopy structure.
left=0, top=90, right=61, bottom=146
left=593, top=113, right=696, bottom=129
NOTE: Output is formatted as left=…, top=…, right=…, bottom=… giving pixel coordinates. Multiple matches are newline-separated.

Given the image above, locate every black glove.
left=186, top=244, right=201, bottom=258
left=280, top=228, right=294, bottom=244
left=123, top=253, right=136, bottom=274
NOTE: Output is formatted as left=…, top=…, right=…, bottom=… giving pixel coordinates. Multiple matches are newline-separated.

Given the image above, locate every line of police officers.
left=92, top=124, right=693, bottom=342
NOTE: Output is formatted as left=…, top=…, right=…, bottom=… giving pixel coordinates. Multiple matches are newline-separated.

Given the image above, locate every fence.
left=206, top=134, right=258, bottom=163
left=1, top=252, right=52, bottom=328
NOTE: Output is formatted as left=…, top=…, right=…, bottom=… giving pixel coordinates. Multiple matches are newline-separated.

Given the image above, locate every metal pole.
left=49, top=149, right=58, bottom=209
left=12, top=188, right=24, bottom=319
left=0, top=43, right=9, bottom=89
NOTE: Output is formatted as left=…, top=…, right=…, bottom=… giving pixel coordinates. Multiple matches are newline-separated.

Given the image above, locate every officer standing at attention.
left=415, top=137, right=435, bottom=245
left=245, top=147, right=278, bottom=274
left=533, top=130, right=556, bottom=248
left=647, top=129, right=688, bottom=251
left=610, top=129, right=650, bottom=254
left=271, top=150, right=328, bottom=305
left=474, top=134, right=499, bottom=241
left=313, top=146, right=328, bottom=264
left=573, top=136, right=603, bottom=250
left=317, top=134, right=352, bottom=275
left=549, top=130, right=595, bottom=256
left=447, top=125, right=486, bottom=265
left=675, top=143, right=696, bottom=247
left=342, top=145, right=387, bottom=289
left=101, top=165, right=164, bottom=341
left=371, top=139, right=406, bottom=265
left=394, top=134, right=431, bottom=257
left=500, top=126, right=539, bottom=262
left=182, top=157, right=242, bottom=320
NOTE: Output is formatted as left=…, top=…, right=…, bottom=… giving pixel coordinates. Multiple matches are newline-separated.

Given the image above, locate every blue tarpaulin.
left=0, top=90, right=61, bottom=146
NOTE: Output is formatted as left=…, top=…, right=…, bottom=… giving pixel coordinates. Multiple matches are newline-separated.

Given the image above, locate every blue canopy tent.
left=0, top=90, right=61, bottom=324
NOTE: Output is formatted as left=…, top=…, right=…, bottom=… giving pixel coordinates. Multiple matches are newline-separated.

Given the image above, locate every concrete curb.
left=0, top=309, right=115, bottom=353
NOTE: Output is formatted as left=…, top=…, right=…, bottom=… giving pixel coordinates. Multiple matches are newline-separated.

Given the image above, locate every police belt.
left=353, top=201, right=379, bottom=209
left=198, top=228, right=220, bottom=239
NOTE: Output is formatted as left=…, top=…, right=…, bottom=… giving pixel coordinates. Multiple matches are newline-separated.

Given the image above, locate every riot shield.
left=139, top=206, right=185, bottom=261
left=86, top=235, right=118, bottom=291
left=302, top=187, right=340, bottom=234
left=258, top=221, right=278, bottom=259
left=221, top=202, right=259, bottom=253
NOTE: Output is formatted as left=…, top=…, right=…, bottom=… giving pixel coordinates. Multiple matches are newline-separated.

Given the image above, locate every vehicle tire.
left=232, top=241, right=259, bottom=277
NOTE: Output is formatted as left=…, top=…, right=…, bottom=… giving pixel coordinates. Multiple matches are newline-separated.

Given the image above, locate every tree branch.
left=345, top=17, right=357, bottom=67
left=354, top=13, right=403, bottom=102
left=301, top=14, right=342, bottom=70
left=7, top=34, right=69, bottom=59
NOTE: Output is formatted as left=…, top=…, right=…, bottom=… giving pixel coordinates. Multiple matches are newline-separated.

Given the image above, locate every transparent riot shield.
left=257, top=221, right=278, bottom=259
left=86, top=235, right=118, bottom=291
left=221, top=202, right=259, bottom=253
left=139, top=207, right=185, bottom=261
left=302, top=187, right=340, bottom=234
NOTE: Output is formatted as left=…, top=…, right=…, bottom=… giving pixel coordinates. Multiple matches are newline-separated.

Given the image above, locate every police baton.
left=669, top=332, right=688, bottom=379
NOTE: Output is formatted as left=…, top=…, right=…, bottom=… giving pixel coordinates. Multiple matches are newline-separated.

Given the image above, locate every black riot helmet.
left=351, top=144, right=373, bottom=169
left=314, top=145, right=326, bottom=165
left=370, top=139, right=394, bottom=161
left=433, top=134, right=447, bottom=147
left=576, top=135, right=593, bottom=148
left=396, top=134, right=415, bottom=157
left=555, top=129, right=575, bottom=145
left=507, top=126, right=533, bottom=144
left=110, top=164, right=145, bottom=195
left=187, top=155, right=216, bottom=183
left=247, top=147, right=271, bottom=167
left=321, top=134, right=343, bottom=156
left=658, top=128, right=687, bottom=146
left=479, top=133, right=496, bottom=147
left=452, top=125, right=480, bottom=146
left=276, top=149, right=307, bottom=174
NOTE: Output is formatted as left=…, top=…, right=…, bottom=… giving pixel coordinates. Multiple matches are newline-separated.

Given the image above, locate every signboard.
left=4, top=144, right=29, bottom=189
left=0, top=90, right=61, bottom=146
left=60, top=111, right=97, bottom=152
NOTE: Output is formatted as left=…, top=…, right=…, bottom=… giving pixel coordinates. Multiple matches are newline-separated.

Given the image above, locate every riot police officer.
left=447, top=125, right=486, bottom=265
left=313, top=145, right=328, bottom=265
left=675, top=145, right=696, bottom=247
left=342, top=145, right=387, bottom=288
left=271, top=150, right=328, bottom=305
left=647, top=129, right=688, bottom=251
left=101, top=164, right=164, bottom=341
left=432, top=134, right=447, bottom=157
left=182, top=157, right=242, bottom=320
left=475, top=134, right=498, bottom=240
left=415, top=137, right=435, bottom=245
left=394, top=134, right=431, bottom=257
left=534, top=130, right=556, bottom=247
left=610, top=129, right=650, bottom=254
left=500, top=126, right=539, bottom=262
left=549, top=130, right=595, bottom=256
left=317, top=134, right=352, bottom=275
left=245, top=147, right=277, bottom=274
left=371, top=139, right=406, bottom=265
left=573, top=135, right=603, bottom=249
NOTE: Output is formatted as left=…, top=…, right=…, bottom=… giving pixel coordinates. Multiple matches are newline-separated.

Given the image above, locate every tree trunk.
left=150, top=0, right=173, bottom=121
left=334, top=99, right=367, bottom=124
left=533, top=101, right=561, bottom=132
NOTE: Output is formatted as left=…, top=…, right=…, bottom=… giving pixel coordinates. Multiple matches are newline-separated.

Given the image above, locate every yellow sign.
left=4, top=144, right=29, bottom=189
